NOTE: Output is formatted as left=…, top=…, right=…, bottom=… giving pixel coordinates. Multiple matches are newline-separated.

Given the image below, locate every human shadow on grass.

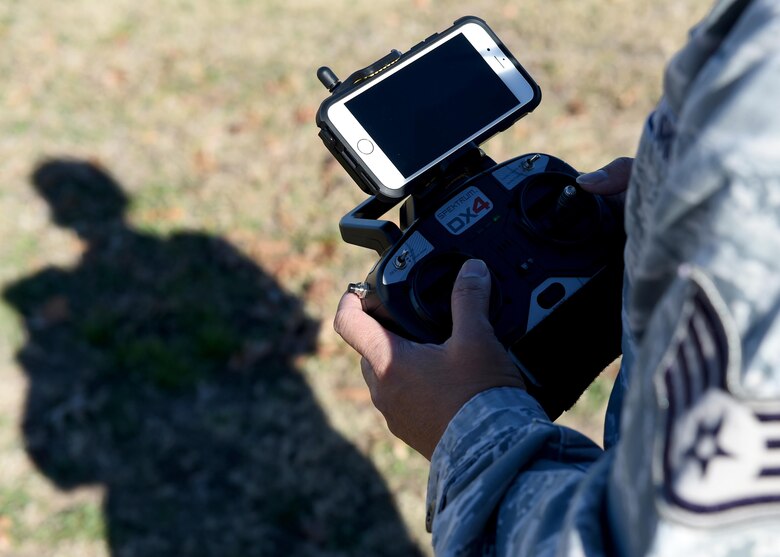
left=3, top=159, right=423, bottom=557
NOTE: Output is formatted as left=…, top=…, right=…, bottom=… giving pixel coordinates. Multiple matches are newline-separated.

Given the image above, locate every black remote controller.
left=342, top=151, right=624, bottom=419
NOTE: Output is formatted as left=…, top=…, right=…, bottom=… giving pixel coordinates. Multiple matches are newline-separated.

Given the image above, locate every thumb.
left=450, top=259, right=493, bottom=339
left=575, top=157, right=633, bottom=195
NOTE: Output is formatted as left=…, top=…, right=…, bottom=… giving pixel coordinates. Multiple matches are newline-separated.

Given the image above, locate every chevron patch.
left=654, top=268, right=780, bottom=525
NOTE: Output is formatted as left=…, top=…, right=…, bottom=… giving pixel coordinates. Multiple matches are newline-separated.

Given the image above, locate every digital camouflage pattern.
left=426, top=1, right=780, bottom=554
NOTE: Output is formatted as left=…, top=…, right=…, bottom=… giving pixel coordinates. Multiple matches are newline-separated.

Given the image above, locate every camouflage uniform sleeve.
left=426, top=387, right=606, bottom=556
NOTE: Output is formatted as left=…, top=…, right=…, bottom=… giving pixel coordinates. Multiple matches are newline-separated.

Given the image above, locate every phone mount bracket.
left=339, top=143, right=496, bottom=255
left=339, top=196, right=402, bottom=256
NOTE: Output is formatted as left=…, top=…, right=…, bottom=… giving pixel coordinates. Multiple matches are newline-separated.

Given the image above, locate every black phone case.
left=316, top=16, right=542, bottom=201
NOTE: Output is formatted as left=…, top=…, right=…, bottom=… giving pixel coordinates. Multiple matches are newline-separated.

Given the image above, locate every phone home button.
left=357, top=139, right=374, bottom=155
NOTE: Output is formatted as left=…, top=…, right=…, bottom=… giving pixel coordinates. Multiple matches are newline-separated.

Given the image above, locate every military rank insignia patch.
left=654, top=267, right=780, bottom=525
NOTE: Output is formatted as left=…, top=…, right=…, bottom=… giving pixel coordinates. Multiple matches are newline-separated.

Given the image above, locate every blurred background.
left=0, top=0, right=709, bottom=555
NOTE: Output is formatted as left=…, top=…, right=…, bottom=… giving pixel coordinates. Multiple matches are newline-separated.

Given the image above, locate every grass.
left=0, top=484, right=31, bottom=544
left=0, top=0, right=710, bottom=555
left=32, top=503, right=105, bottom=544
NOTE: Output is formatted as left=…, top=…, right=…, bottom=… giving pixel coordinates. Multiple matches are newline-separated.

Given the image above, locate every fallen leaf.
left=565, top=98, right=587, bottom=116
left=0, top=514, right=13, bottom=550
left=294, top=104, right=316, bottom=125
left=335, top=386, right=372, bottom=403
left=193, top=148, right=218, bottom=174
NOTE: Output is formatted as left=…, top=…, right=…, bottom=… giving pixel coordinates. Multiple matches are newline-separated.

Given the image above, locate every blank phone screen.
left=345, top=33, right=520, bottom=178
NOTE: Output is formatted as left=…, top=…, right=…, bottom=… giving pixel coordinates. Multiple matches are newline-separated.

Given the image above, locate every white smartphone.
left=318, top=17, right=541, bottom=200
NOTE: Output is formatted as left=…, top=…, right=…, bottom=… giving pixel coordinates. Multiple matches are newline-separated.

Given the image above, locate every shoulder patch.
left=654, top=266, right=780, bottom=526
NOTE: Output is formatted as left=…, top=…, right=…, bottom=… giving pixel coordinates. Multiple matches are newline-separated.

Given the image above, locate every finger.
left=576, top=157, right=634, bottom=195
left=360, top=356, right=378, bottom=392
left=334, top=291, right=399, bottom=372
left=450, top=259, right=493, bottom=340
left=359, top=357, right=387, bottom=413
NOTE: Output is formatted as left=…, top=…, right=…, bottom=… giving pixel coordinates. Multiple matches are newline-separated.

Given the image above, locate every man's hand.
left=334, top=259, right=525, bottom=460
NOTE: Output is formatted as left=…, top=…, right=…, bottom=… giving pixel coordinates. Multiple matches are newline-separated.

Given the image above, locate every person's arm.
left=335, top=178, right=628, bottom=553
left=424, top=159, right=634, bottom=555
left=335, top=273, right=610, bottom=553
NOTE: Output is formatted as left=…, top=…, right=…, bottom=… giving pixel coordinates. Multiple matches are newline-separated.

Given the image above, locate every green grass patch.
left=0, top=302, right=22, bottom=349
left=0, top=484, right=32, bottom=544
left=33, top=502, right=105, bottom=544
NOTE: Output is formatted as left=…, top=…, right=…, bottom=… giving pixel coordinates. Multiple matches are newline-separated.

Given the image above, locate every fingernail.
left=576, top=169, right=608, bottom=186
left=461, top=259, right=488, bottom=278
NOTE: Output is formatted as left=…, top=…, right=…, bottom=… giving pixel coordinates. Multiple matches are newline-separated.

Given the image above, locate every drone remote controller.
left=345, top=151, right=624, bottom=418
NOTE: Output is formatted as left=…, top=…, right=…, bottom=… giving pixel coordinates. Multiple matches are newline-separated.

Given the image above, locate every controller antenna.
left=317, top=67, right=341, bottom=92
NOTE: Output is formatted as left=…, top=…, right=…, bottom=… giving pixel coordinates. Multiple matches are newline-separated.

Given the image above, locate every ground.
left=0, top=1, right=708, bottom=555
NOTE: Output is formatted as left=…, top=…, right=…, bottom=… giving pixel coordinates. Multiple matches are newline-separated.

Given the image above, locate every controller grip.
left=512, top=260, right=624, bottom=419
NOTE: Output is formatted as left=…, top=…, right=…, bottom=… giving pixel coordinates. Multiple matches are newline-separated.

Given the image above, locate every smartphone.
left=318, top=17, right=541, bottom=201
